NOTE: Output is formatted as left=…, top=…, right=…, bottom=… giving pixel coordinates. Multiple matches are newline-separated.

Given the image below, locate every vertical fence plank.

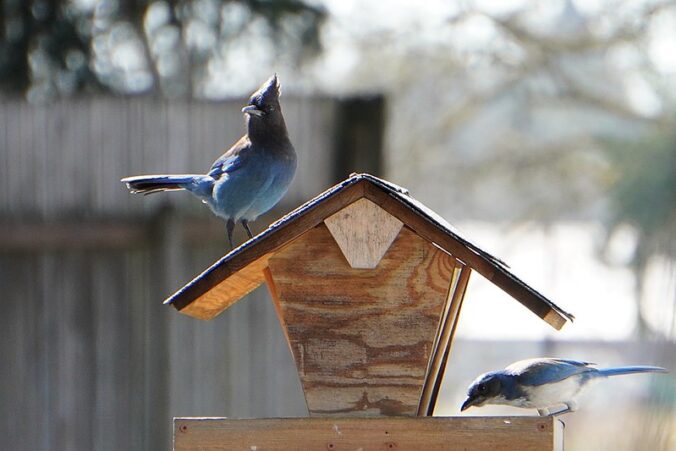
left=0, top=95, right=346, bottom=451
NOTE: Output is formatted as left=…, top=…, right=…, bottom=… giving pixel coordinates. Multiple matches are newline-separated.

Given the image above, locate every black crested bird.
left=121, top=75, right=297, bottom=248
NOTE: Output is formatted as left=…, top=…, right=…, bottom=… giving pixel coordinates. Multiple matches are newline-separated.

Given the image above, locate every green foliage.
left=606, top=131, right=676, bottom=257
left=0, top=0, right=326, bottom=98
left=0, top=0, right=100, bottom=94
left=248, top=0, right=326, bottom=53
left=604, top=129, right=676, bottom=337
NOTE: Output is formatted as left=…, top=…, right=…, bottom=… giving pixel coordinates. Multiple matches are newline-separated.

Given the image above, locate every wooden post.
left=332, top=96, right=385, bottom=181
left=418, top=266, right=472, bottom=416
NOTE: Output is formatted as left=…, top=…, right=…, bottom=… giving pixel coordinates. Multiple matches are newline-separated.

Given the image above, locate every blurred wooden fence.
left=0, top=96, right=383, bottom=450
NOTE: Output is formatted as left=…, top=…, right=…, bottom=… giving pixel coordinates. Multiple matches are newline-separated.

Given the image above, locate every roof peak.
left=165, top=174, right=574, bottom=329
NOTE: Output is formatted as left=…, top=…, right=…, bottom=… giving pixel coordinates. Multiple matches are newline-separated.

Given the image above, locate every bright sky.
left=96, top=0, right=676, bottom=101
left=453, top=221, right=675, bottom=340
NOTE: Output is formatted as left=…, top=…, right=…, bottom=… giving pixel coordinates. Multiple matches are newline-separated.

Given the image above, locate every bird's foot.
left=226, top=219, right=235, bottom=249
left=241, top=219, right=254, bottom=239
left=549, top=401, right=578, bottom=417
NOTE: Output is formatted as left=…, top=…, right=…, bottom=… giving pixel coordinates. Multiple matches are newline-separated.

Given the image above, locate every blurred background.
left=1, top=0, right=674, bottom=449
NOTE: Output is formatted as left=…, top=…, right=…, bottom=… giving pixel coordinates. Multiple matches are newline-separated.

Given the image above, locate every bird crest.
left=250, top=74, right=281, bottom=107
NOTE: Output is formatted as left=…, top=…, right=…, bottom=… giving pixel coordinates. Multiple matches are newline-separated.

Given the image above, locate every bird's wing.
left=507, top=358, right=596, bottom=386
left=208, top=136, right=251, bottom=178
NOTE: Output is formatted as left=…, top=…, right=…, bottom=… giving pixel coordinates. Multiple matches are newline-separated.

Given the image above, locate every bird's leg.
left=226, top=219, right=235, bottom=248
left=550, top=407, right=569, bottom=416
left=549, top=401, right=578, bottom=416
left=241, top=219, right=254, bottom=239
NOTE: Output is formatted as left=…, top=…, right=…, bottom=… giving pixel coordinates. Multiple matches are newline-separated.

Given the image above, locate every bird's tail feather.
left=121, top=175, right=198, bottom=195
left=598, top=366, right=667, bottom=377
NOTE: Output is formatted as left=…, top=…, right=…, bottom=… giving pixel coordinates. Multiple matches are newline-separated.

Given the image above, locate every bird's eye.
left=478, top=384, right=487, bottom=393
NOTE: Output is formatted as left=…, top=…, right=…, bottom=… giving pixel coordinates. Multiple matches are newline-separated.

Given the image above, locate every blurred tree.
left=0, top=0, right=101, bottom=95
left=604, top=131, right=676, bottom=337
left=0, top=0, right=325, bottom=99
left=336, top=0, right=675, bottom=340
left=377, top=0, right=676, bottom=222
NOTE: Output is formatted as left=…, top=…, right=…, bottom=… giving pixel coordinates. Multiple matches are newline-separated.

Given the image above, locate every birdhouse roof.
left=165, top=173, right=574, bottom=329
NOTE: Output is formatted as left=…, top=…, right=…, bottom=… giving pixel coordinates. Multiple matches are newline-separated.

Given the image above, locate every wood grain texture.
left=419, top=266, right=472, bottom=416
left=268, top=224, right=457, bottom=416
left=324, top=198, right=404, bottom=269
left=173, top=416, right=563, bottom=451
left=263, top=266, right=292, bottom=348
left=418, top=265, right=461, bottom=416
left=179, top=254, right=273, bottom=319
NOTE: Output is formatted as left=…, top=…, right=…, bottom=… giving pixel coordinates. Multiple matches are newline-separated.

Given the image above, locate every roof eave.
left=165, top=174, right=573, bottom=330
left=165, top=179, right=368, bottom=312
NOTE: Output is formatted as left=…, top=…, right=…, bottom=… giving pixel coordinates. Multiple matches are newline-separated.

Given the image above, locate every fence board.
left=0, top=97, right=338, bottom=218
left=0, top=95, right=380, bottom=450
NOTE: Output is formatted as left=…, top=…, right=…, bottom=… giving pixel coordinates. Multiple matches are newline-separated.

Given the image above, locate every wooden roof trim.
left=362, top=183, right=572, bottom=330
left=166, top=180, right=367, bottom=311
left=166, top=173, right=573, bottom=330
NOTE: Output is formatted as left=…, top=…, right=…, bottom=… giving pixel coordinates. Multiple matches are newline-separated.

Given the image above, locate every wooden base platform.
left=174, top=416, right=564, bottom=450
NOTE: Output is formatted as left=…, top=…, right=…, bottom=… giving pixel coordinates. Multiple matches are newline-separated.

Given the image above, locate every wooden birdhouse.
left=168, top=174, right=571, bottom=449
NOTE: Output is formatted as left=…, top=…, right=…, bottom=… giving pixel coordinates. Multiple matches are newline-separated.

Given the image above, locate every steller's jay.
left=461, top=358, right=667, bottom=416
left=122, top=75, right=297, bottom=248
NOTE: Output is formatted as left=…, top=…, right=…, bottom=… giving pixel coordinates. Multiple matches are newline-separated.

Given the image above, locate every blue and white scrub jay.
left=122, top=75, right=297, bottom=248
left=461, top=358, right=667, bottom=416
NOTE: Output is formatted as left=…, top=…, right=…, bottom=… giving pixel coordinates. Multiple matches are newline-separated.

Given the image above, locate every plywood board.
left=179, top=254, right=273, bottom=319
left=169, top=180, right=366, bottom=318
left=174, top=416, right=564, bottom=451
left=268, top=224, right=457, bottom=416
left=418, top=266, right=472, bottom=416
left=324, top=198, right=404, bottom=269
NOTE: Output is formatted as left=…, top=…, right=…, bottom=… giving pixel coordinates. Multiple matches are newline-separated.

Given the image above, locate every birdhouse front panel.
left=266, top=223, right=459, bottom=417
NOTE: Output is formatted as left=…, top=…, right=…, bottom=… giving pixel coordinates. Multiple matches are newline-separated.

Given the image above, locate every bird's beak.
left=242, top=105, right=263, bottom=117
left=461, top=396, right=478, bottom=412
